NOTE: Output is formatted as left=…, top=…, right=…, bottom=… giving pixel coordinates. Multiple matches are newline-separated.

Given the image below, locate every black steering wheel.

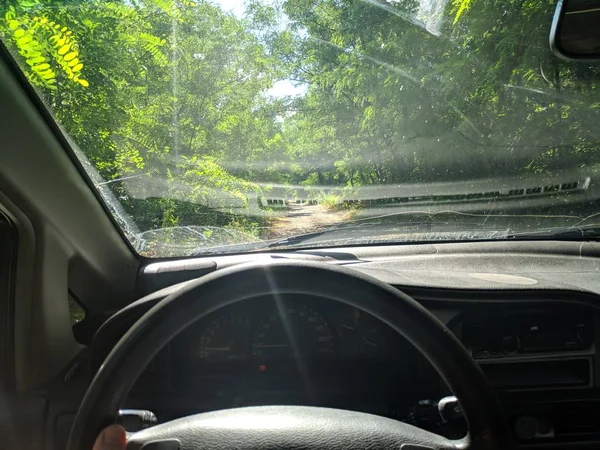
left=67, top=261, right=512, bottom=450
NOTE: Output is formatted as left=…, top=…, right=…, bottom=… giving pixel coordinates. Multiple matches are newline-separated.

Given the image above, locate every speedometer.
left=338, top=308, right=390, bottom=358
left=251, top=304, right=334, bottom=359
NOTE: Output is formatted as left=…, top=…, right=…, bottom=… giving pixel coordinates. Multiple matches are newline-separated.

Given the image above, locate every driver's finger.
left=92, top=424, right=126, bottom=450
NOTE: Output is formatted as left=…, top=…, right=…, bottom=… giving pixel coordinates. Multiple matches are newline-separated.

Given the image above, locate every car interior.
left=1, top=0, right=600, bottom=449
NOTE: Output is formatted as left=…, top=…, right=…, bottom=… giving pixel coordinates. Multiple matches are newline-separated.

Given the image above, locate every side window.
left=68, top=295, right=86, bottom=326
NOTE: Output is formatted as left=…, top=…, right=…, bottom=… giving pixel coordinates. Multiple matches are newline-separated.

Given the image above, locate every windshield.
left=2, top=0, right=600, bottom=257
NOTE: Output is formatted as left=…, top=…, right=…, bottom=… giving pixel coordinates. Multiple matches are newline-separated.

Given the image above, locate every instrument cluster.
left=171, top=295, right=404, bottom=366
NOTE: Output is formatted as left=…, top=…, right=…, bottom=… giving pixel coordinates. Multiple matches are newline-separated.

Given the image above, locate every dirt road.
left=266, top=203, right=354, bottom=239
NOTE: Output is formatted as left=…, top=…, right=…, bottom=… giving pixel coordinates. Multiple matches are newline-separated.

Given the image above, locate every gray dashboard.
left=57, top=241, right=600, bottom=450
left=139, top=240, right=600, bottom=296
left=85, top=278, right=600, bottom=449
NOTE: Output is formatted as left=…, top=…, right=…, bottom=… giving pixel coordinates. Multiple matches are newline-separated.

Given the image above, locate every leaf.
left=68, top=58, right=79, bottom=67
left=72, top=63, right=83, bottom=72
left=34, top=63, right=50, bottom=70
left=78, top=79, right=89, bottom=87
left=8, top=20, right=20, bottom=30
left=58, top=44, right=71, bottom=55
left=452, top=0, right=472, bottom=24
left=13, top=29, right=25, bottom=38
left=27, top=56, right=46, bottom=64
left=64, top=51, right=77, bottom=61
left=24, top=50, right=42, bottom=58
left=17, top=35, right=32, bottom=45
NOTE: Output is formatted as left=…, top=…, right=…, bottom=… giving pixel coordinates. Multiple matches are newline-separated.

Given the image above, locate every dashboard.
left=44, top=244, right=600, bottom=450
left=84, top=281, right=600, bottom=448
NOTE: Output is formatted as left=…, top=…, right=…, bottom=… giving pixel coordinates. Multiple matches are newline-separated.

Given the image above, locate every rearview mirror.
left=550, top=0, right=600, bottom=60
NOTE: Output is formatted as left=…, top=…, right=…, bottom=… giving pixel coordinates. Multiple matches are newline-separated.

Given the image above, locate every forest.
left=1, top=0, right=600, bottom=256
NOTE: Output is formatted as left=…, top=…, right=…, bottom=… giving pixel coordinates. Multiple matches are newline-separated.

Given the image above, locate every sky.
left=210, top=0, right=246, bottom=17
left=208, top=0, right=308, bottom=98
left=266, top=79, right=308, bottom=98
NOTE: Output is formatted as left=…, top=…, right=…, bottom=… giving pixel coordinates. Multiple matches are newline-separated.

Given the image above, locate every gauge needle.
left=254, top=344, right=289, bottom=348
left=363, top=339, right=379, bottom=347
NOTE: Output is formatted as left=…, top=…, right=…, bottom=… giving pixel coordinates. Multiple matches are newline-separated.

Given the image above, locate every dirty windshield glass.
left=1, top=0, right=600, bottom=257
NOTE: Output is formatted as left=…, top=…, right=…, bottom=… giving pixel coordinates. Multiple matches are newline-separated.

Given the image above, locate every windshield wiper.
left=265, top=226, right=359, bottom=248
left=266, top=223, right=600, bottom=251
left=264, top=220, right=443, bottom=248
left=264, top=220, right=505, bottom=250
left=191, top=219, right=600, bottom=257
left=264, top=209, right=571, bottom=249
left=506, top=224, right=600, bottom=240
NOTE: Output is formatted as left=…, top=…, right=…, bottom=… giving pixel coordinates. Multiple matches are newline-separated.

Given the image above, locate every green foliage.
left=138, top=33, right=168, bottom=66
left=3, top=3, right=88, bottom=88
left=452, top=0, right=472, bottom=24
left=68, top=296, right=86, bottom=325
left=178, top=155, right=263, bottom=209
left=316, top=193, right=340, bottom=209
left=1, top=0, right=599, bottom=257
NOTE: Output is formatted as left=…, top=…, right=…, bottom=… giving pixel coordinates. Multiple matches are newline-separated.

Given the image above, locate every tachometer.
left=251, top=304, right=334, bottom=359
left=196, top=312, right=245, bottom=361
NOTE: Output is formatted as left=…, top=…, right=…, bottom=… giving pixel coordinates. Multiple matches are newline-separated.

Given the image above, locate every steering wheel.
left=67, top=261, right=512, bottom=450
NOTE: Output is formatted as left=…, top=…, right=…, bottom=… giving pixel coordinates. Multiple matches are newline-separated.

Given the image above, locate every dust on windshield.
left=1, top=0, right=600, bottom=257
